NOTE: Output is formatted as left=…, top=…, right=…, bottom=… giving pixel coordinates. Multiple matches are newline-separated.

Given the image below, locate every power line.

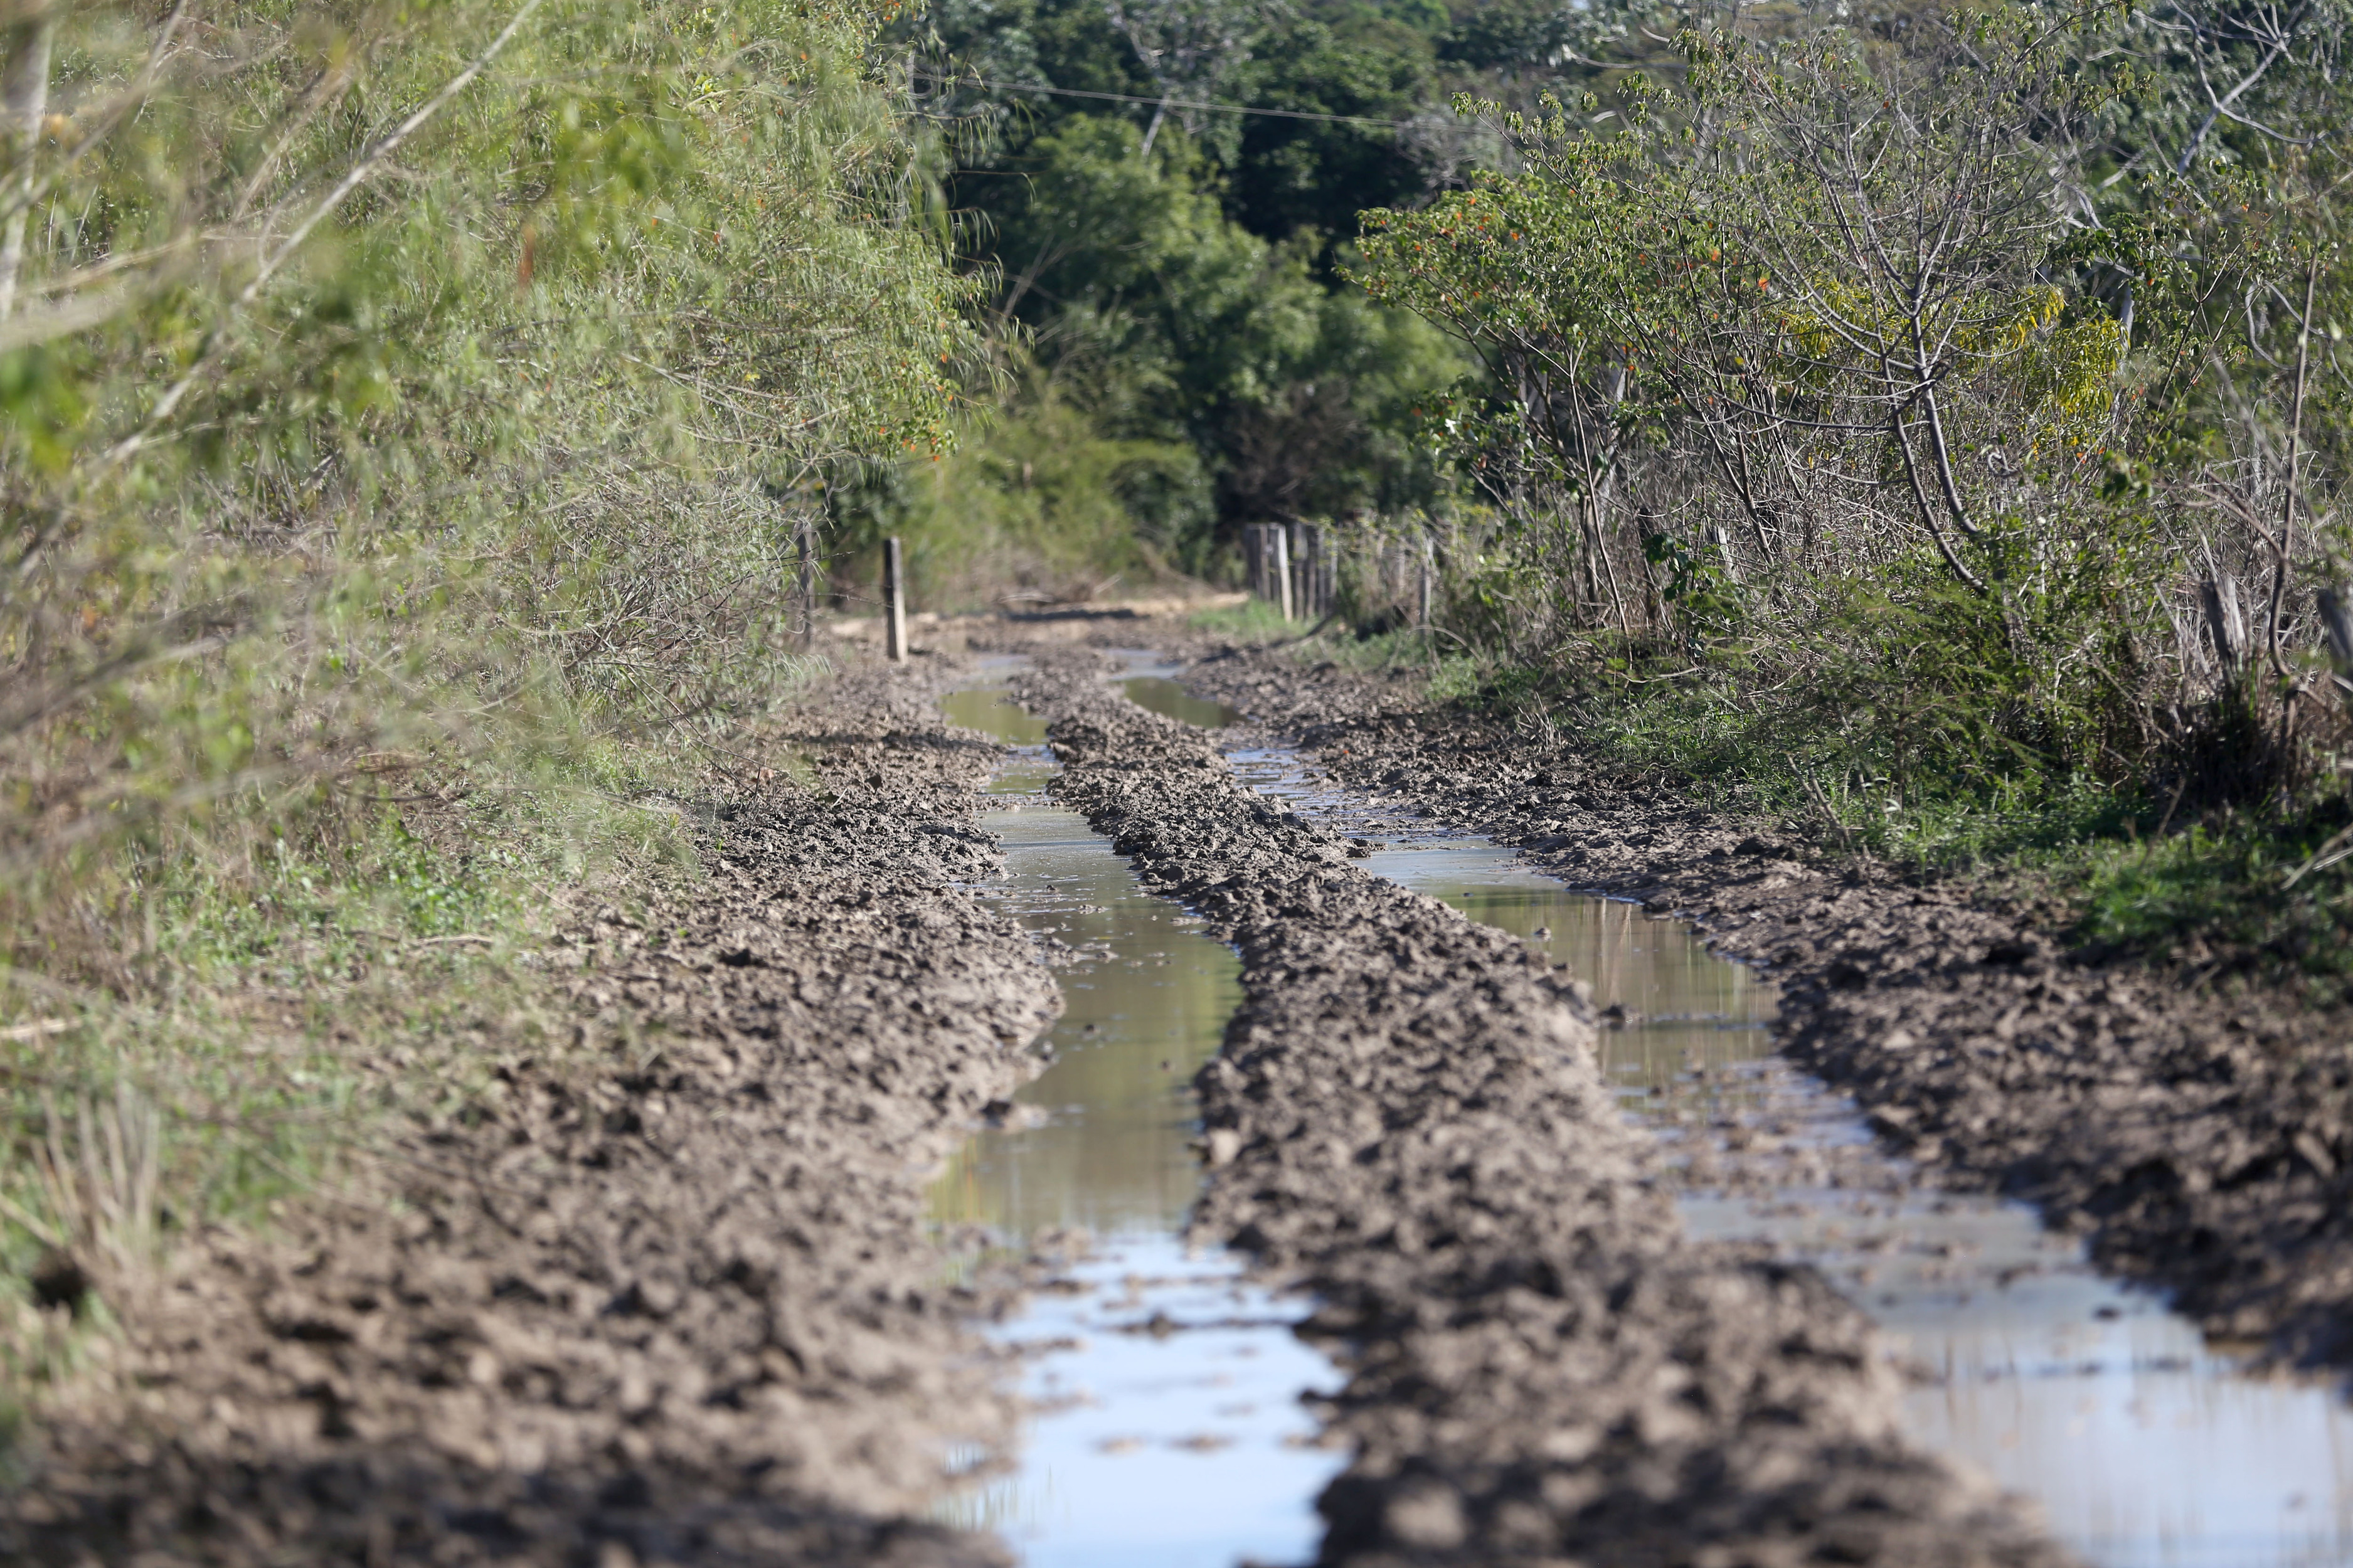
left=911, top=70, right=1412, bottom=130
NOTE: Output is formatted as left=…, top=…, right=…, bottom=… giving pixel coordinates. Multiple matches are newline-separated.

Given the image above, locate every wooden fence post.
left=884, top=536, right=908, bottom=663
left=2201, top=571, right=2246, bottom=680
left=1272, top=525, right=1293, bottom=622
left=795, top=517, right=817, bottom=654
left=1418, top=530, right=1434, bottom=627
left=2321, top=586, right=2353, bottom=705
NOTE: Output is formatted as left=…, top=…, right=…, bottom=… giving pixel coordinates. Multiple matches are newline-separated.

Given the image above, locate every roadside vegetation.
left=875, top=0, right=2353, bottom=1007
left=841, top=0, right=1601, bottom=605
left=0, top=0, right=968, bottom=1400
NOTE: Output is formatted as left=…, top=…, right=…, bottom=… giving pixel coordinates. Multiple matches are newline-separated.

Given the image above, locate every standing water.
left=929, top=674, right=1345, bottom=1568
left=930, top=663, right=2353, bottom=1567
left=1224, top=742, right=2353, bottom=1568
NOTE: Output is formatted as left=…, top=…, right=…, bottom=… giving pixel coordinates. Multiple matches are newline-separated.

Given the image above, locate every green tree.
left=1355, top=4, right=2347, bottom=810
left=897, top=0, right=1484, bottom=579
left=974, top=114, right=1460, bottom=554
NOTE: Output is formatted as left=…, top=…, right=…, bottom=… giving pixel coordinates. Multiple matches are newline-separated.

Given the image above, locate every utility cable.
left=911, top=68, right=1412, bottom=130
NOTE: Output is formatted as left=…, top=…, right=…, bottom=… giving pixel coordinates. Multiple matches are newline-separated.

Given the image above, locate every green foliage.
left=1346, top=0, right=2353, bottom=984
left=1187, top=595, right=1296, bottom=637
left=874, top=106, right=1464, bottom=580
left=4, top=0, right=971, bottom=903
left=1219, top=6, right=1442, bottom=246
left=0, top=0, right=967, bottom=1351
left=841, top=356, right=1211, bottom=603
left=924, top=0, right=1460, bottom=248
left=1782, top=511, right=2177, bottom=799
left=1641, top=528, right=1739, bottom=632
left=900, top=0, right=1490, bottom=573
left=2071, top=804, right=2353, bottom=1001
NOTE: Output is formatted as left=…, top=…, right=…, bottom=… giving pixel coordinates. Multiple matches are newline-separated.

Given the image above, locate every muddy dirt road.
left=2, top=668, right=1052, bottom=1567
left=5, top=627, right=2349, bottom=1567
left=1179, top=646, right=2353, bottom=1372
left=1009, top=650, right=2068, bottom=1568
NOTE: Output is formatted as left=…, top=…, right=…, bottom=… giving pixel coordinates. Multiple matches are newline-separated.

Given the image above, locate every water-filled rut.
left=930, top=669, right=1345, bottom=1568
left=933, top=650, right=2352, bottom=1568
left=1000, top=649, right=2074, bottom=1568
left=1231, top=744, right=2353, bottom=1568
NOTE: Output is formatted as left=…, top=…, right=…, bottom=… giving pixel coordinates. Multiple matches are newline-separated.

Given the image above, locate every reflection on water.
left=928, top=679, right=1344, bottom=1568
left=1248, top=746, right=2353, bottom=1568
left=941, top=685, right=1050, bottom=744
left=1911, top=1316, right=2353, bottom=1567
left=929, top=800, right=1240, bottom=1239
left=933, top=1237, right=1340, bottom=1568
left=1119, top=675, right=1242, bottom=729
left=1673, top=1064, right=2353, bottom=1568
left=1354, top=842, right=1771, bottom=1094
left=1904, top=1251, right=2353, bottom=1568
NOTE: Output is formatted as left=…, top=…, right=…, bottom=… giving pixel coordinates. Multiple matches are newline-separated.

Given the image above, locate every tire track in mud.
left=1185, top=648, right=2353, bottom=1374
left=1011, top=651, right=2071, bottom=1568
left=1, top=668, right=1053, bottom=1567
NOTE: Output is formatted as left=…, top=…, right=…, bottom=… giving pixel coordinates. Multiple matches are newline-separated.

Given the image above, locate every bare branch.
left=102, top=0, right=548, bottom=471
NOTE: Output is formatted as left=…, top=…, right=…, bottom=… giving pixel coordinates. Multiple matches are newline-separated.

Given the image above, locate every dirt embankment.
left=2, top=666, right=1054, bottom=1567
left=1183, top=647, right=2353, bottom=1371
left=1011, top=650, right=2070, bottom=1568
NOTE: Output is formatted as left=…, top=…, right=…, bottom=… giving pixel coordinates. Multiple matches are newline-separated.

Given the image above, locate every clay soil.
left=1176, top=642, right=2353, bottom=1372
left=1, top=667, right=1057, bottom=1567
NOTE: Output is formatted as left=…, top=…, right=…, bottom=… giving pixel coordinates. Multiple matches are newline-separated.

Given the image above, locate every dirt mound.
left=1011, top=651, right=2070, bottom=1568
left=1185, top=647, right=2353, bottom=1373
left=1, top=665, right=1054, bottom=1567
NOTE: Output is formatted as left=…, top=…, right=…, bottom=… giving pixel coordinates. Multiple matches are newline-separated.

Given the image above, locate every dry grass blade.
left=25, top=1082, right=161, bottom=1280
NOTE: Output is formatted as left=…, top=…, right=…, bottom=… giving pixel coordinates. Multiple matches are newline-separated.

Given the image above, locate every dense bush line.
left=844, top=0, right=1627, bottom=603
left=1347, top=0, right=2353, bottom=993
left=0, top=0, right=969, bottom=1379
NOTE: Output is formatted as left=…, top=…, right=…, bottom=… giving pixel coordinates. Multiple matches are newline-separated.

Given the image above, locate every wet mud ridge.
left=1186, top=650, right=2353, bottom=1374
left=1011, top=652, right=2071, bottom=1568
left=1, top=668, right=1054, bottom=1567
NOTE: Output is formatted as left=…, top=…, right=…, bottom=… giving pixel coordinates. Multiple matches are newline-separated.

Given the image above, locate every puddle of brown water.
left=1356, top=840, right=1773, bottom=1093
left=1667, top=1059, right=2353, bottom=1568
left=1118, top=674, right=1243, bottom=729
left=1228, top=742, right=2353, bottom=1568
left=928, top=796, right=1238, bottom=1239
left=940, top=685, right=1050, bottom=745
left=929, top=680, right=1345, bottom=1568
